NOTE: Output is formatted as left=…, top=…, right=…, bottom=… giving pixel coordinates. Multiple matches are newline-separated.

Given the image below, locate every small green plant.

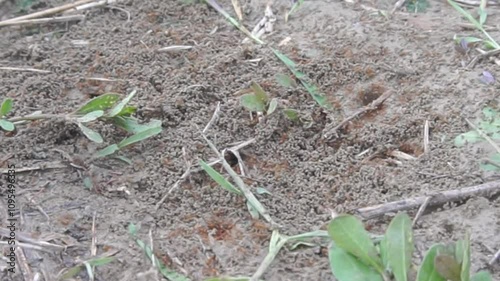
left=240, top=82, right=278, bottom=116
left=406, top=0, right=429, bottom=13
left=286, top=0, right=304, bottom=22
left=0, top=98, right=14, bottom=131
left=272, top=48, right=333, bottom=110
left=448, top=0, right=499, bottom=50
left=128, top=223, right=190, bottom=281
left=57, top=255, right=115, bottom=280
left=454, top=107, right=500, bottom=171
left=1, top=91, right=162, bottom=159
left=327, top=213, right=493, bottom=281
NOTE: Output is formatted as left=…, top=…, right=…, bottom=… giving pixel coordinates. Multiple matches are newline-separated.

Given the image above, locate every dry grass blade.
left=0, top=0, right=95, bottom=24
left=0, top=15, right=85, bottom=27
left=231, top=0, right=243, bottom=20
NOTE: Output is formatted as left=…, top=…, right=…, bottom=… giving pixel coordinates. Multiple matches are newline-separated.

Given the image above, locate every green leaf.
left=454, top=131, right=482, bottom=147
left=112, top=155, right=133, bottom=165
left=478, top=6, right=487, bottom=26
left=283, top=108, right=300, bottom=122
left=272, top=48, right=333, bottom=110
left=481, top=153, right=500, bottom=171
left=379, top=235, right=389, bottom=270
left=107, top=90, right=137, bottom=117
left=250, top=82, right=269, bottom=104
left=385, top=212, right=414, bottom=281
left=117, top=126, right=162, bottom=149
left=286, top=0, right=304, bottom=21
left=116, top=106, right=137, bottom=117
left=0, top=98, right=13, bottom=117
left=77, top=110, right=104, bottom=123
left=0, top=119, right=15, bottom=131
left=128, top=223, right=139, bottom=236
left=78, top=123, right=103, bottom=143
left=83, top=177, right=93, bottom=189
left=88, top=256, right=115, bottom=267
left=406, top=0, right=429, bottom=13
left=456, top=37, right=484, bottom=44
left=434, top=254, right=461, bottom=281
left=328, top=214, right=384, bottom=274
left=458, top=233, right=471, bottom=281
left=240, top=93, right=266, bottom=112
left=267, top=98, right=278, bottom=115
left=275, top=73, right=297, bottom=88
left=471, top=271, right=493, bottom=281
left=76, top=93, right=120, bottom=114
left=94, top=144, right=119, bottom=158
left=417, top=244, right=446, bottom=281
left=256, top=187, right=272, bottom=195
left=328, top=246, right=384, bottom=281
left=199, top=160, right=242, bottom=195
left=112, top=116, right=162, bottom=134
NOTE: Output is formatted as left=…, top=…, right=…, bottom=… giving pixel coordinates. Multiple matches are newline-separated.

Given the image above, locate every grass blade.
left=286, top=0, right=304, bottom=22
left=94, top=144, right=119, bottom=158
left=117, top=126, right=162, bottom=148
left=267, top=98, right=278, bottom=115
left=272, top=48, right=332, bottom=110
left=112, top=116, right=162, bottom=134
left=417, top=244, right=446, bottom=281
left=471, top=271, right=493, bottom=281
left=78, top=123, right=103, bottom=143
left=250, top=82, right=269, bottom=104
left=458, top=233, right=471, bottom=281
left=328, top=246, right=383, bottom=281
left=0, top=98, right=13, bottom=117
left=328, top=214, right=384, bottom=274
left=107, top=89, right=137, bottom=117
left=199, top=160, right=242, bottom=195
left=385, top=212, right=414, bottom=281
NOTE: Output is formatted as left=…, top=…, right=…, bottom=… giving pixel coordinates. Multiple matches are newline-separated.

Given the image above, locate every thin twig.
left=423, top=120, right=430, bottom=155
left=412, top=196, right=431, bottom=227
left=0, top=67, right=51, bottom=73
left=355, top=180, right=500, bottom=219
left=0, top=162, right=69, bottom=174
left=16, top=247, right=34, bottom=281
left=489, top=248, right=500, bottom=265
left=0, top=0, right=95, bottom=24
left=323, top=91, right=392, bottom=139
left=62, top=0, right=117, bottom=14
left=467, top=48, right=500, bottom=68
left=203, top=102, right=221, bottom=134
left=0, top=15, right=84, bottom=27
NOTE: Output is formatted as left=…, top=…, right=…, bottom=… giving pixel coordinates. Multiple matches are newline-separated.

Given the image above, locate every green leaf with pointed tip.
left=94, top=144, right=119, bottom=158
left=434, top=254, right=461, bottom=281
left=76, top=93, right=120, bottom=114
left=112, top=116, right=162, bottom=134
left=481, top=153, right=500, bottom=171
left=417, top=244, right=446, bottom=281
left=0, top=119, right=15, bottom=131
left=117, top=126, right=162, bottom=149
left=78, top=123, right=103, bottom=143
left=240, top=94, right=266, bottom=112
left=116, top=105, right=136, bottom=117
left=471, top=271, right=493, bottom=281
left=478, top=6, right=487, bottom=26
left=458, top=233, right=471, bottom=281
left=267, top=98, right=278, bottom=115
left=107, top=90, right=137, bottom=117
left=328, top=246, right=384, bottom=281
left=128, top=223, right=139, bottom=236
left=77, top=110, right=104, bottom=123
left=199, top=160, right=242, bottom=195
left=250, top=82, right=269, bottom=104
left=272, top=48, right=333, bottom=110
left=379, top=235, right=389, bottom=270
left=0, top=98, right=13, bottom=117
left=328, top=214, right=384, bottom=274
left=386, top=212, right=414, bottom=281
left=83, top=177, right=93, bottom=189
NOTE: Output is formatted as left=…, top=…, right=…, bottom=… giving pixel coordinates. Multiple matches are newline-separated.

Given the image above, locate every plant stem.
left=8, top=114, right=66, bottom=122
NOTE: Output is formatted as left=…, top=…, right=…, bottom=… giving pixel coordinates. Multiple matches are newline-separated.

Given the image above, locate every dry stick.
left=202, top=134, right=279, bottom=228
left=0, top=15, right=84, bottom=27
left=0, top=162, right=69, bottom=174
left=411, top=196, right=431, bottom=227
left=490, top=248, right=500, bottom=265
left=90, top=211, right=97, bottom=281
left=0, top=241, right=56, bottom=253
left=467, top=48, right=500, bottom=68
left=63, top=0, right=117, bottom=14
left=16, top=247, right=34, bottom=281
left=0, top=0, right=95, bottom=24
left=203, top=102, right=221, bottom=134
left=355, top=180, right=500, bottom=219
left=454, top=0, right=500, bottom=6
left=423, top=120, right=430, bottom=155
left=391, top=0, right=408, bottom=14
left=323, top=90, right=393, bottom=139
left=465, top=118, right=500, bottom=154
left=0, top=67, right=51, bottom=73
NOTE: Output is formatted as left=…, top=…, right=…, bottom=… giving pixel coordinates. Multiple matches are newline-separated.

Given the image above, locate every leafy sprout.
left=240, top=82, right=279, bottom=116
left=0, top=98, right=14, bottom=131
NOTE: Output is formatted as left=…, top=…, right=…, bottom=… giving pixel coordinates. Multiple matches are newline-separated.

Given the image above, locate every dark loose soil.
left=1, top=0, right=500, bottom=280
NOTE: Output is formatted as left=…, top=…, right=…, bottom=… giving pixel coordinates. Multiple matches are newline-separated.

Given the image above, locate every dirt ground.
left=1, top=0, right=500, bottom=280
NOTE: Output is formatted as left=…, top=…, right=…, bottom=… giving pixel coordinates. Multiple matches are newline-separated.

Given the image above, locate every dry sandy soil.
left=1, top=0, right=500, bottom=280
